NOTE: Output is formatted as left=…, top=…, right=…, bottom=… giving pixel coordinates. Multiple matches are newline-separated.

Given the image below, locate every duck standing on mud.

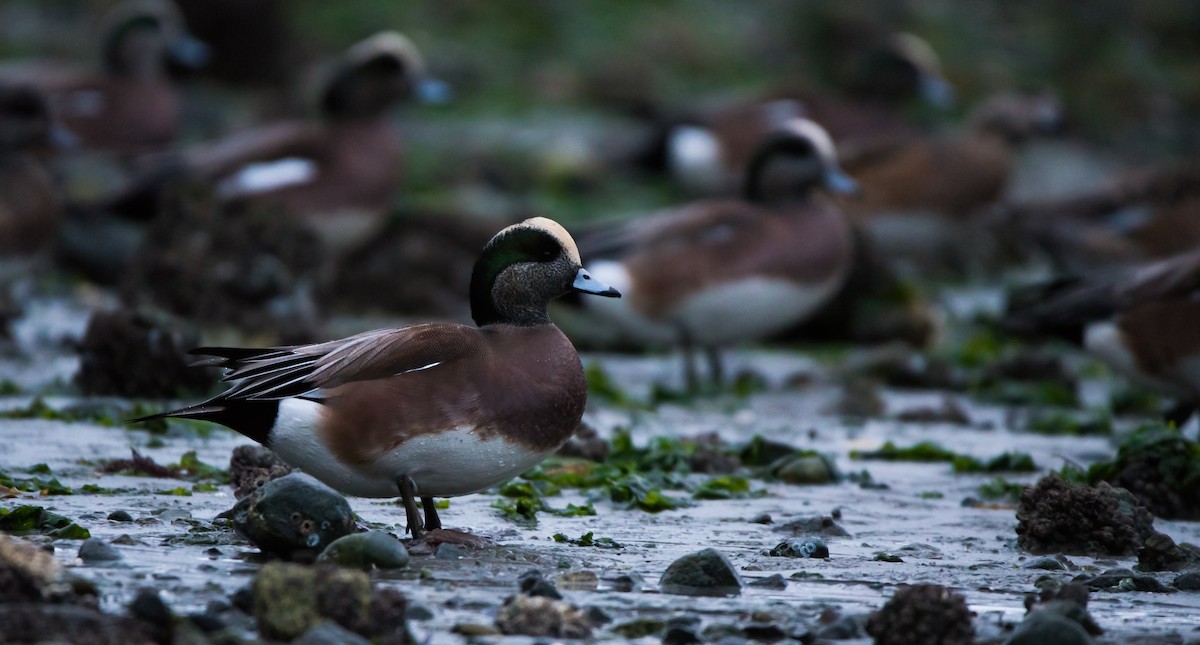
left=134, top=218, right=620, bottom=539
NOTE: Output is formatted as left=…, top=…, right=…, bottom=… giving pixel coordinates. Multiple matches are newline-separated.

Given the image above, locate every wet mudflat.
left=2, top=299, right=1199, bottom=643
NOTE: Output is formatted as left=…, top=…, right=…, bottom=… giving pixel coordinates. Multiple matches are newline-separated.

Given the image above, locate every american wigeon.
left=0, top=0, right=208, bottom=154
left=577, top=118, right=858, bottom=390
left=646, top=33, right=952, bottom=194
left=1000, top=161, right=1200, bottom=272
left=0, top=85, right=62, bottom=265
left=841, top=91, right=1065, bottom=274
left=133, top=217, right=619, bottom=539
left=108, top=31, right=445, bottom=256
left=1004, top=248, right=1200, bottom=425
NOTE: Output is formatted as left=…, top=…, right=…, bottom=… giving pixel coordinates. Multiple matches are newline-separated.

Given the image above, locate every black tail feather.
left=127, top=399, right=281, bottom=446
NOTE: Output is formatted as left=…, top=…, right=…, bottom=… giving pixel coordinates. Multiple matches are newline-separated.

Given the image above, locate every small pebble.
left=747, top=573, right=788, bottom=590
left=294, top=622, right=372, bottom=645
left=749, top=512, right=773, bottom=525
left=659, top=548, right=743, bottom=596
left=518, top=569, right=562, bottom=599
left=435, top=543, right=465, bottom=560
left=406, top=604, right=434, bottom=621
left=1024, top=556, right=1071, bottom=571
left=743, top=622, right=788, bottom=641
left=317, top=530, right=409, bottom=570
left=769, top=538, right=829, bottom=558
left=603, top=570, right=645, bottom=592
left=107, top=510, right=133, bottom=522
left=77, top=538, right=122, bottom=562
left=1174, top=571, right=1200, bottom=591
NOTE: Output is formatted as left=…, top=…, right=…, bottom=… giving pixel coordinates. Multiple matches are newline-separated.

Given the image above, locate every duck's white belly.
left=674, top=275, right=843, bottom=345
left=268, top=399, right=550, bottom=498
left=588, top=260, right=843, bottom=347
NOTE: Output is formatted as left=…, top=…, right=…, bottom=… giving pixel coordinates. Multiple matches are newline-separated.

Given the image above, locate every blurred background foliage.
left=1, top=0, right=1197, bottom=227
left=1, top=0, right=1196, bottom=153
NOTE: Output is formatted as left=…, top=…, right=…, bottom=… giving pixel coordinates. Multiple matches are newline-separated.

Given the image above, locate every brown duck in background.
left=98, top=31, right=447, bottom=256
left=0, top=85, right=64, bottom=269
left=0, top=84, right=66, bottom=344
left=997, top=160, right=1200, bottom=273
left=841, top=91, right=1066, bottom=274
left=0, top=0, right=207, bottom=155
left=569, top=118, right=859, bottom=390
left=1003, top=247, right=1200, bottom=426
left=641, top=33, right=953, bottom=195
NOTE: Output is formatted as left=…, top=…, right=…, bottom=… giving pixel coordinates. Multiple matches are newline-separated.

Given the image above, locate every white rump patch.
left=217, top=157, right=318, bottom=198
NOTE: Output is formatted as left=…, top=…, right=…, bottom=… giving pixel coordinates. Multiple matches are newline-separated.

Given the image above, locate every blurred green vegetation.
left=3, top=0, right=1196, bottom=151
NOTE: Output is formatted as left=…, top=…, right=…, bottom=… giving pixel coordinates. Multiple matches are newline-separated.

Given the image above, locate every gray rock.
left=602, top=570, right=645, bottom=592
left=495, top=595, right=592, bottom=638
left=1023, top=555, right=1074, bottom=571
left=1005, top=611, right=1094, bottom=645
left=769, top=538, right=829, bottom=558
left=77, top=538, right=121, bottom=562
left=1174, top=571, right=1200, bottom=591
left=222, top=472, right=355, bottom=559
left=774, top=515, right=850, bottom=537
left=747, top=573, right=787, bottom=589
left=406, top=604, right=434, bottom=621
left=1080, top=567, right=1173, bottom=593
left=293, top=621, right=372, bottom=645
left=106, top=510, right=132, bottom=522
left=518, top=569, right=562, bottom=599
left=659, top=548, right=742, bottom=596
left=317, top=531, right=408, bottom=570
left=773, top=454, right=838, bottom=485
left=434, top=543, right=465, bottom=560
left=156, top=508, right=192, bottom=523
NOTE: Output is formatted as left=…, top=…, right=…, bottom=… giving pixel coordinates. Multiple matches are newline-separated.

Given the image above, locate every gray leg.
left=705, top=346, right=724, bottom=388
left=679, top=327, right=700, bottom=394
left=422, top=496, right=442, bottom=531
left=398, top=475, right=424, bottom=539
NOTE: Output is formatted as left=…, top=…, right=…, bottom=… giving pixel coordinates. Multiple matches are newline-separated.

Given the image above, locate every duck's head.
left=320, top=31, right=449, bottom=120
left=99, top=0, right=209, bottom=79
left=855, top=32, right=954, bottom=110
left=0, top=85, right=59, bottom=151
left=471, top=217, right=620, bottom=327
left=743, top=118, right=859, bottom=203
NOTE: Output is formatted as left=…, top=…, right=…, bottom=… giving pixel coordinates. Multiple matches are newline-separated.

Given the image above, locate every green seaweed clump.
left=552, top=531, right=623, bottom=548
left=0, top=469, right=72, bottom=495
left=1086, top=424, right=1200, bottom=520
left=0, top=505, right=90, bottom=539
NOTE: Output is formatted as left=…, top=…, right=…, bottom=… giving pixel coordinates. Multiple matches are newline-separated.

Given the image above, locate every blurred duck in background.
left=639, top=33, right=952, bottom=195
left=0, top=84, right=67, bottom=343
left=0, top=85, right=65, bottom=271
left=102, top=31, right=446, bottom=257
left=0, top=0, right=208, bottom=155
left=997, top=160, right=1200, bottom=273
left=840, top=91, right=1066, bottom=275
left=569, top=118, right=859, bottom=391
left=1003, top=248, right=1200, bottom=427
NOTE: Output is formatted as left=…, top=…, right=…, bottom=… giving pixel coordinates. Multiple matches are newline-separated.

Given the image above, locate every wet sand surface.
left=2, top=300, right=1199, bottom=643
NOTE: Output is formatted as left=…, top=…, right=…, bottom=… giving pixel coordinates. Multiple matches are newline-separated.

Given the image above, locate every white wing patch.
left=400, top=361, right=442, bottom=375
left=217, top=157, right=318, bottom=198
